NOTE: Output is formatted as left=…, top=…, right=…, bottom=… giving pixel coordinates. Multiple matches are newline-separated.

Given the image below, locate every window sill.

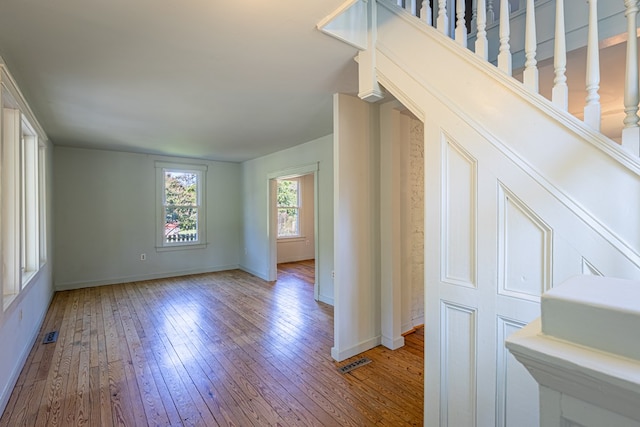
left=156, top=243, right=207, bottom=252
left=277, top=236, right=306, bottom=243
left=3, top=294, right=17, bottom=312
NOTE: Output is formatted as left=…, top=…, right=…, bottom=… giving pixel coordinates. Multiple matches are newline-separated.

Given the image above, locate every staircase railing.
left=394, top=0, right=640, bottom=156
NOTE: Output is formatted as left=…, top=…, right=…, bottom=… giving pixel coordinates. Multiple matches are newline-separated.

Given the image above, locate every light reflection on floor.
left=270, top=261, right=316, bottom=345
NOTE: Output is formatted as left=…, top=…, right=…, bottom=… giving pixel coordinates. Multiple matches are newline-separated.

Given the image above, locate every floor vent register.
left=338, top=357, right=372, bottom=374
left=43, top=331, right=59, bottom=344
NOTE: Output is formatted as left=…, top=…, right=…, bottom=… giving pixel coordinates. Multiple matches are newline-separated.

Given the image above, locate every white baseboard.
left=277, top=255, right=315, bottom=264
left=54, top=264, right=240, bottom=291
left=317, top=294, right=334, bottom=306
left=331, top=335, right=381, bottom=362
left=382, top=334, right=405, bottom=350
left=238, top=265, right=270, bottom=281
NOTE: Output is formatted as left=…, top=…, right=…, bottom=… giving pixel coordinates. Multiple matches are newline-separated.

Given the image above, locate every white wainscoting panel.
left=496, top=316, right=539, bottom=427
left=498, top=183, right=553, bottom=302
left=582, top=257, right=603, bottom=276
left=441, top=136, right=478, bottom=288
left=441, top=301, right=478, bottom=427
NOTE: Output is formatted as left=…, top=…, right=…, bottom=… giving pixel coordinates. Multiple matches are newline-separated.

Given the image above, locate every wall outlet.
left=140, top=253, right=146, bottom=261
left=19, top=309, right=23, bottom=322
left=331, top=270, right=335, bottom=279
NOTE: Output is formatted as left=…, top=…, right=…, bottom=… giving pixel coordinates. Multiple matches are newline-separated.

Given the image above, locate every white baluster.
left=523, top=0, right=538, bottom=92
left=498, top=0, right=512, bottom=74
left=476, top=0, right=488, bottom=59
left=455, top=0, right=468, bottom=47
left=622, top=0, right=640, bottom=155
left=397, top=0, right=403, bottom=6
left=437, top=0, right=450, bottom=36
left=471, top=0, right=478, bottom=31
left=584, top=0, right=601, bottom=131
left=420, top=0, right=433, bottom=26
left=405, top=0, right=418, bottom=16
left=487, top=0, right=495, bottom=23
left=552, top=0, right=568, bottom=110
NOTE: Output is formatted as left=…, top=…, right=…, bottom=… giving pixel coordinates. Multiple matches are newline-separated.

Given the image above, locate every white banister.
left=552, top=0, right=568, bottom=110
left=584, top=0, right=601, bottom=131
left=455, top=0, right=468, bottom=47
left=497, top=0, right=512, bottom=74
left=622, top=0, right=640, bottom=155
left=437, top=0, right=450, bottom=36
left=487, top=0, right=495, bottom=23
left=523, top=0, right=538, bottom=92
left=476, top=0, right=488, bottom=59
left=420, top=0, right=433, bottom=26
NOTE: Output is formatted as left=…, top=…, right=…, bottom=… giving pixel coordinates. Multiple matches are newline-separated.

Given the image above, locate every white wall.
left=0, top=141, right=54, bottom=414
left=379, top=101, right=425, bottom=349
left=276, top=173, right=315, bottom=263
left=53, top=147, right=242, bottom=290
left=240, top=135, right=334, bottom=304
left=332, top=93, right=381, bottom=361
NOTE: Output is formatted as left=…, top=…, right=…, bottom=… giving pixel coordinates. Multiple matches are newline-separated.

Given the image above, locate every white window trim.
left=155, top=161, right=207, bottom=251
left=276, top=177, right=302, bottom=240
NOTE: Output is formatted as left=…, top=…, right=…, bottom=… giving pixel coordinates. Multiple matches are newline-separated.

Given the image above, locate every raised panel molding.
left=496, top=317, right=539, bottom=427
left=441, top=301, right=478, bottom=427
left=498, top=183, right=553, bottom=302
left=582, top=258, right=603, bottom=276
left=441, top=134, right=478, bottom=288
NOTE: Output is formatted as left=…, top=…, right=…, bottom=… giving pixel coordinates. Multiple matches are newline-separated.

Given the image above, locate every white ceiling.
left=0, top=0, right=360, bottom=162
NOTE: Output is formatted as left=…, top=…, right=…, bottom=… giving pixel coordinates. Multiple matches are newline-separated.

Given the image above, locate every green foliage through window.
left=277, top=179, right=300, bottom=237
left=164, top=171, right=199, bottom=242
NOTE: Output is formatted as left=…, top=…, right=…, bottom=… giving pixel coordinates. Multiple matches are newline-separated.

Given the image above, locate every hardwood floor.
left=0, top=261, right=424, bottom=426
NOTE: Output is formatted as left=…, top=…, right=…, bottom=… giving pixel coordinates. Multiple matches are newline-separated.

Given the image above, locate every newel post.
left=507, top=276, right=640, bottom=426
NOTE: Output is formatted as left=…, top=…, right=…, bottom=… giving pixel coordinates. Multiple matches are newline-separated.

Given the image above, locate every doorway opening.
left=267, top=164, right=320, bottom=300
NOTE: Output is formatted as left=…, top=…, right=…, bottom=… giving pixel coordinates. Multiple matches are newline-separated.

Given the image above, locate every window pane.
left=165, top=171, right=197, bottom=206
left=165, top=206, right=198, bottom=243
left=278, top=207, right=299, bottom=237
left=277, top=179, right=298, bottom=207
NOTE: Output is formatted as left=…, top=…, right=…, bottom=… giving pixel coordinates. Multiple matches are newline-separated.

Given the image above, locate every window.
left=156, top=162, right=207, bottom=249
left=1, top=88, right=46, bottom=310
left=277, top=178, right=301, bottom=238
left=20, top=118, right=40, bottom=285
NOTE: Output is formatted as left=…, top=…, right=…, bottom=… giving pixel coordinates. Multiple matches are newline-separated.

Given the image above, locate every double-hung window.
left=156, top=162, right=207, bottom=250
left=2, top=84, right=47, bottom=310
left=276, top=178, right=301, bottom=238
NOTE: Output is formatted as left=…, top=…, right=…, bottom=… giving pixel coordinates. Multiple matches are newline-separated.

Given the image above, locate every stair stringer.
left=375, top=2, right=640, bottom=270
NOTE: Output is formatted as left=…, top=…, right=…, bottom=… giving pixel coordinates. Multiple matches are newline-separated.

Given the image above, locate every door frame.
left=267, top=163, right=320, bottom=300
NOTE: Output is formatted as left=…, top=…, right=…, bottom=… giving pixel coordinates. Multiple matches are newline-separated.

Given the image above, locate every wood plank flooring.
left=1, top=260, right=424, bottom=426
